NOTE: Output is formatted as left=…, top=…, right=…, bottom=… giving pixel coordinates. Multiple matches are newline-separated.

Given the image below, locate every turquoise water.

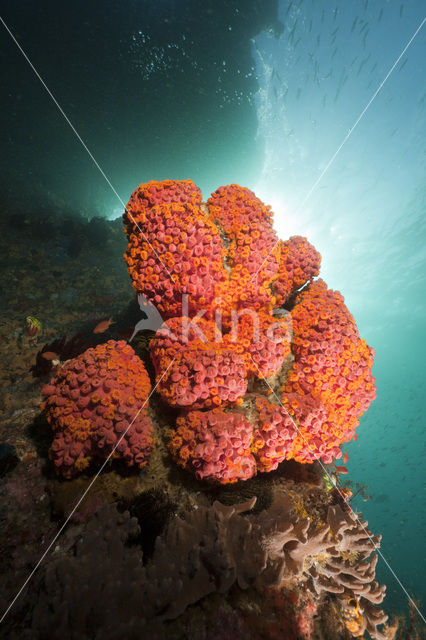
left=251, top=1, right=426, bottom=619
left=1, top=0, right=425, bottom=626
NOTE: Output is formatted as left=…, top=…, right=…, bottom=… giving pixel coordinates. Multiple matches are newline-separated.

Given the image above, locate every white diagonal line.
left=249, top=354, right=425, bottom=623
left=0, top=15, right=172, bottom=279
left=0, top=358, right=175, bottom=624
left=251, top=16, right=426, bottom=286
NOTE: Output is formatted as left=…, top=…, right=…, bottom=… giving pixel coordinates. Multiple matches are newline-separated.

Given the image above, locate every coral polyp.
left=41, top=340, right=153, bottom=478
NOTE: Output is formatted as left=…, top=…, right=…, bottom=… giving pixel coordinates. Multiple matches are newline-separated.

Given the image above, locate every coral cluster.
left=169, top=409, right=256, bottom=484
left=123, top=179, right=227, bottom=319
left=251, top=397, right=299, bottom=473
left=169, top=396, right=303, bottom=484
left=149, top=316, right=248, bottom=408
left=274, top=235, right=321, bottom=306
left=122, top=178, right=376, bottom=481
left=42, top=179, right=376, bottom=483
left=207, top=184, right=280, bottom=312
left=282, top=279, right=377, bottom=463
left=41, top=340, right=153, bottom=477
left=124, top=181, right=310, bottom=321
left=1, top=179, right=393, bottom=639
left=149, top=312, right=291, bottom=409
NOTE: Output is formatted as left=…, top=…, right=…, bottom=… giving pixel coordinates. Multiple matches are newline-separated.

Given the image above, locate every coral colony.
left=40, top=180, right=390, bottom=638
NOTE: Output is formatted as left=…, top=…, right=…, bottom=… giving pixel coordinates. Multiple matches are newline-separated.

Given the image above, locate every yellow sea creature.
left=26, top=316, right=42, bottom=338
left=323, top=471, right=337, bottom=491
left=340, top=594, right=365, bottom=637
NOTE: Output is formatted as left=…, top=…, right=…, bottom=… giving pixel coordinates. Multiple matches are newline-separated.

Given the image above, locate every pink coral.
left=124, top=201, right=228, bottom=318
left=124, top=181, right=285, bottom=324
left=41, top=340, right=154, bottom=478
left=150, top=310, right=292, bottom=408
left=123, top=178, right=203, bottom=235
left=274, top=236, right=321, bottom=305
left=150, top=316, right=248, bottom=408
left=251, top=398, right=298, bottom=473
left=207, top=184, right=280, bottom=312
left=224, top=310, right=292, bottom=379
left=169, top=408, right=256, bottom=484
left=120, top=179, right=376, bottom=481
left=282, top=279, right=376, bottom=463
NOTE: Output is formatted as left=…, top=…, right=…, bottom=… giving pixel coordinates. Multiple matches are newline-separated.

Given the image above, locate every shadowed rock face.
left=28, top=489, right=387, bottom=639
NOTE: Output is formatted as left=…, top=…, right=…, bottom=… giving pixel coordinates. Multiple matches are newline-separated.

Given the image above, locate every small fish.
left=41, top=351, right=60, bottom=361
left=362, top=31, right=369, bottom=49
left=26, top=316, right=42, bottom=338
left=93, top=317, right=115, bottom=334
left=398, top=58, right=408, bottom=73
left=289, top=21, right=297, bottom=44
left=284, top=2, right=293, bottom=19
left=333, top=465, right=348, bottom=474
left=333, top=85, right=342, bottom=103
left=343, top=451, right=349, bottom=464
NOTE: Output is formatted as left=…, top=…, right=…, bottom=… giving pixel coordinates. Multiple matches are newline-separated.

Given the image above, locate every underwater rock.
left=22, top=488, right=388, bottom=639
left=0, top=442, right=19, bottom=476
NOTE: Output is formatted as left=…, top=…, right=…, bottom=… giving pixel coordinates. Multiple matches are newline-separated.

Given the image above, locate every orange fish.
left=333, top=465, right=348, bottom=474
left=93, top=318, right=114, bottom=334
left=353, top=434, right=358, bottom=442
left=343, top=451, right=349, bottom=464
left=41, top=351, right=60, bottom=361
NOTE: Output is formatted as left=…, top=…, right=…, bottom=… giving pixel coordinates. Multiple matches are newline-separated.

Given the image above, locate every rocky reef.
left=1, top=180, right=418, bottom=639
